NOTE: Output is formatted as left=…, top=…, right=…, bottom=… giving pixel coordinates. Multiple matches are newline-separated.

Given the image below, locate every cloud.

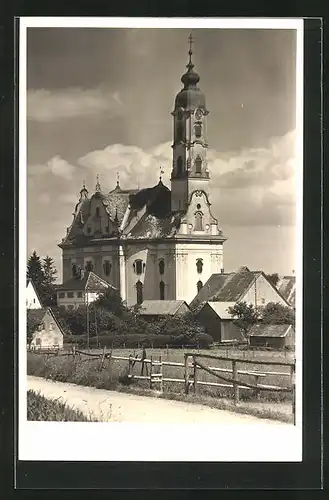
left=29, top=156, right=76, bottom=180
left=27, top=86, right=124, bottom=122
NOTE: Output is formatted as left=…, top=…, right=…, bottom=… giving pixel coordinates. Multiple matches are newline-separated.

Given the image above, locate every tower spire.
left=95, top=174, right=101, bottom=192
left=187, top=32, right=194, bottom=69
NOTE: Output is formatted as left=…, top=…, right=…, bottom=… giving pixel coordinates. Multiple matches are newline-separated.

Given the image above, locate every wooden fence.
left=28, top=346, right=296, bottom=423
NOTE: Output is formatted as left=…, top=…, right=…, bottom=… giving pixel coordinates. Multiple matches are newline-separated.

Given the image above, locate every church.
left=58, top=36, right=227, bottom=306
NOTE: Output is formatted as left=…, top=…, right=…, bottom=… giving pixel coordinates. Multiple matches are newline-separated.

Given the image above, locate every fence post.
left=149, top=356, right=153, bottom=389
left=159, top=355, right=163, bottom=393
left=254, top=374, right=260, bottom=399
left=128, top=354, right=133, bottom=379
left=72, top=345, right=76, bottom=361
left=184, top=354, right=189, bottom=395
left=290, top=363, right=296, bottom=424
left=108, top=349, right=113, bottom=382
left=193, top=356, right=198, bottom=394
left=99, top=346, right=106, bottom=371
left=232, top=359, right=239, bottom=405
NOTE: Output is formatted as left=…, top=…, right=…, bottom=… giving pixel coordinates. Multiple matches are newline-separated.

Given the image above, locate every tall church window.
left=197, top=280, right=203, bottom=293
left=196, top=258, right=203, bottom=274
left=195, top=155, right=202, bottom=174
left=177, top=156, right=183, bottom=176
left=133, top=259, right=144, bottom=275
left=159, top=281, right=165, bottom=300
left=194, top=123, right=202, bottom=139
left=159, top=259, right=165, bottom=275
left=72, top=263, right=78, bottom=277
left=136, top=280, right=143, bottom=305
left=96, top=207, right=100, bottom=217
left=103, top=260, right=111, bottom=276
left=85, top=261, right=93, bottom=272
left=194, top=212, right=203, bottom=231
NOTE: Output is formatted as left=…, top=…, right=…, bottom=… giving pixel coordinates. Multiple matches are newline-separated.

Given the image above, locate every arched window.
left=159, top=259, right=165, bottom=275
left=197, top=280, right=203, bottom=293
left=136, top=281, right=143, bottom=305
left=103, top=260, right=111, bottom=276
left=96, top=207, right=100, bottom=217
left=133, top=259, right=143, bottom=275
left=177, top=156, right=183, bottom=176
left=159, top=281, right=165, bottom=300
left=196, top=258, right=203, bottom=274
left=177, top=122, right=184, bottom=142
left=194, top=212, right=203, bottom=231
left=194, top=123, right=202, bottom=139
left=85, top=261, right=93, bottom=272
left=195, top=155, right=202, bottom=174
left=72, top=263, right=78, bottom=277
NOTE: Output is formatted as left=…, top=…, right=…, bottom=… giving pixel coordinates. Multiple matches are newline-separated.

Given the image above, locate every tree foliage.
left=265, top=273, right=280, bottom=287
left=27, top=251, right=45, bottom=294
left=227, top=301, right=259, bottom=343
left=94, top=286, right=126, bottom=318
left=261, top=302, right=295, bottom=326
left=27, top=251, right=58, bottom=306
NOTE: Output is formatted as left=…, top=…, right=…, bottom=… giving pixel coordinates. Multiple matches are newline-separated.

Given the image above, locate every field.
left=27, top=345, right=294, bottom=422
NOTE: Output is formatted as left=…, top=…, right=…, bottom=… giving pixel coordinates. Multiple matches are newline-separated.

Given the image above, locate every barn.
left=195, top=301, right=246, bottom=343
left=138, top=300, right=190, bottom=322
left=249, top=323, right=295, bottom=349
left=27, top=308, right=64, bottom=349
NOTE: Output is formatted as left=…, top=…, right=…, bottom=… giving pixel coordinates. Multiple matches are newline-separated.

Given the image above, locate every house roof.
left=139, top=300, right=188, bottom=316
left=27, top=307, right=65, bottom=335
left=190, top=266, right=260, bottom=311
left=277, top=276, right=296, bottom=307
left=57, top=271, right=114, bottom=292
left=206, top=301, right=237, bottom=320
left=249, top=323, right=293, bottom=338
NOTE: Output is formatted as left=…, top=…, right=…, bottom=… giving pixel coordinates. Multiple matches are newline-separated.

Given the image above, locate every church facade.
left=59, top=38, right=227, bottom=306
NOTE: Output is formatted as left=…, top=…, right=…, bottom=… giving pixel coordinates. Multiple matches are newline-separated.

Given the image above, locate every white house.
left=26, top=279, right=42, bottom=309
left=56, top=270, right=115, bottom=311
left=28, top=308, right=64, bottom=349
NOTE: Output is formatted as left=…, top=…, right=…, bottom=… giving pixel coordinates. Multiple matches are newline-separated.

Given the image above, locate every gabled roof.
left=277, top=276, right=296, bottom=307
left=249, top=323, right=293, bottom=338
left=57, top=271, right=115, bottom=292
left=204, top=301, right=237, bottom=320
left=139, top=300, right=189, bottom=316
left=26, top=279, right=43, bottom=307
left=27, top=307, right=65, bottom=335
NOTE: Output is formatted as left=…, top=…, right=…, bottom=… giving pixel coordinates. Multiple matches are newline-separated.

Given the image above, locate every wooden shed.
left=195, top=302, right=246, bottom=343
left=249, top=323, right=295, bottom=349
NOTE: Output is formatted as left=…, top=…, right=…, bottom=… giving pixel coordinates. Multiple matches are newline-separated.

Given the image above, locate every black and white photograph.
left=19, top=17, right=304, bottom=463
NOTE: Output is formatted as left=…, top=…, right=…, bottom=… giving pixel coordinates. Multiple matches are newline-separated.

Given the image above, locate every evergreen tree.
left=42, top=256, right=58, bottom=306
left=26, top=251, right=45, bottom=294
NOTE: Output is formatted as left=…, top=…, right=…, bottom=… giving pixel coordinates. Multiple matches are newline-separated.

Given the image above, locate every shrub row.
left=64, top=332, right=214, bottom=349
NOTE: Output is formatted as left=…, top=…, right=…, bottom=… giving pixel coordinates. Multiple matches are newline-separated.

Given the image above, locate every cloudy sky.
left=26, top=26, right=298, bottom=281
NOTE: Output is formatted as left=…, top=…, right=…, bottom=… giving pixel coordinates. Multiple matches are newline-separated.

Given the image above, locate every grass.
left=27, top=346, right=294, bottom=423
left=27, top=389, right=97, bottom=421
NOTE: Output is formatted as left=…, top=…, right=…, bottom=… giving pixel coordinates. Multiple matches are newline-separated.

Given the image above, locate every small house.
left=195, top=301, right=246, bottom=343
left=138, top=300, right=190, bottom=322
left=27, top=308, right=64, bottom=349
left=249, top=323, right=295, bottom=349
left=56, top=271, right=115, bottom=311
left=26, top=279, right=42, bottom=309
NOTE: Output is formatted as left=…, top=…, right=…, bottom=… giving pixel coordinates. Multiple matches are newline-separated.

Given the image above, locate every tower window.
left=177, top=156, right=183, bottom=176
left=103, top=260, right=111, bottom=276
left=133, top=259, right=144, bottom=275
left=96, top=207, right=100, bottom=217
left=72, top=263, right=78, bottom=277
left=194, top=123, right=202, bottom=138
left=195, top=155, right=202, bottom=174
left=85, top=261, right=93, bottom=272
left=159, top=259, right=165, bottom=275
left=87, top=227, right=91, bottom=234
left=177, top=122, right=184, bottom=142
left=159, top=281, right=165, bottom=300
left=197, top=280, right=203, bottom=293
left=136, top=280, right=143, bottom=305
left=196, top=258, right=203, bottom=274
left=194, top=212, right=203, bottom=231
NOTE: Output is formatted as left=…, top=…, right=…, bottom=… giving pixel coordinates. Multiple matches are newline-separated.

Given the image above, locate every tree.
left=262, top=302, right=295, bottom=326
left=266, top=273, right=280, bottom=287
left=42, top=255, right=58, bottom=306
left=27, top=251, right=45, bottom=294
left=94, top=286, right=126, bottom=318
left=227, top=301, right=259, bottom=344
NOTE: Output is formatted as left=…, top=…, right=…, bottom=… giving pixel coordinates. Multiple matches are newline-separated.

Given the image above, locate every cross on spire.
left=159, top=165, right=164, bottom=182
left=188, top=32, right=194, bottom=67
left=95, top=174, right=101, bottom=192
left=116, top=172, right=120, bottom=186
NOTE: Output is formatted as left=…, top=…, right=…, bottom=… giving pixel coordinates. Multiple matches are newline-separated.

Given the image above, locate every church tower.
left=171, top=34, right=210, bottom=212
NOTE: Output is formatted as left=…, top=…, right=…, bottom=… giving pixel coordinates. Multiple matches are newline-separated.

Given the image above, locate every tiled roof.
left=139, top=300, right=188, bottom=316
left=249, top=323, right=293, bottom=338
left=189, top=266, right=256, bottom=310
left=57, top=271, right=114, bottom=292
left=277, top=276, right=296, bottom=307
left=127, top=213, right=181, bottom=239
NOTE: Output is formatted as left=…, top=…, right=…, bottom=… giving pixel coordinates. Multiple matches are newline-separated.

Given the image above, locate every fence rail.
left=27, top=346, right=295, bottom=422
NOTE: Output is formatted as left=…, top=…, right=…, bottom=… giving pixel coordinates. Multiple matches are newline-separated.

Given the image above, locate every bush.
left=27, top=390, right=94, bottom=421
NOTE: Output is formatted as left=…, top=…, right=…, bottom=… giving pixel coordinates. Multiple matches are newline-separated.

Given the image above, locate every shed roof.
left=206, top=301, right=237, bottom=319
left=249, top=323, right=293, bottom=338
left=139, top=300, right=188, bottom=316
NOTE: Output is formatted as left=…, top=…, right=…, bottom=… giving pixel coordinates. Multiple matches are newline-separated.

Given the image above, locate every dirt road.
left=27, top=376, right=290, bottom=425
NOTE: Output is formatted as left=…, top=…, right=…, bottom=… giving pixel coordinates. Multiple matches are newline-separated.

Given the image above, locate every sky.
left=26, top=26, right=298, bottom=282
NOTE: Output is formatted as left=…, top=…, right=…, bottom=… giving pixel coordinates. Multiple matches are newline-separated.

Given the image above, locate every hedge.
left=64, top=332, right=214, bottom=349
